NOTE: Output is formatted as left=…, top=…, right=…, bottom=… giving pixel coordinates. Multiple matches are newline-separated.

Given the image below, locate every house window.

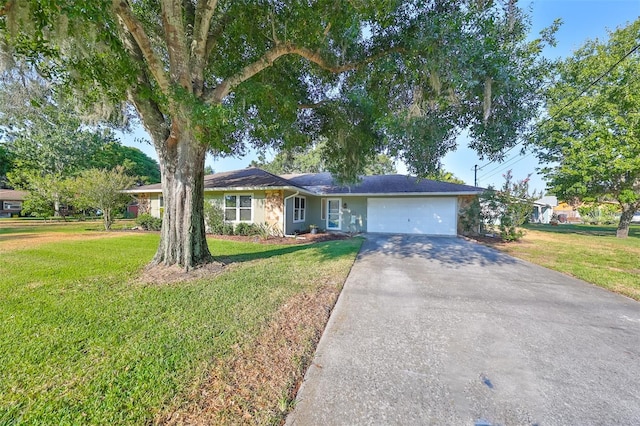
left=293, top=196, right=306, bottom=223
left=225, top=194, right=253, bottom=222
left=159, top=195, right=164, bottom=207
left=320, top=198, right=326, bottom=220
left=3, top=201, right=22, bottom=210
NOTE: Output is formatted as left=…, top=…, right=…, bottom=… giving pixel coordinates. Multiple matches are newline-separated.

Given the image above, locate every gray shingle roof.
left=282, top=172, right=483, bottom=195
left=203, top=167, right=304, bottom=189
left=0, top=189, right=27, bottom=200
left=129, top=168, right=483, bottom=195
left=128, top=167, right=309, bottom=193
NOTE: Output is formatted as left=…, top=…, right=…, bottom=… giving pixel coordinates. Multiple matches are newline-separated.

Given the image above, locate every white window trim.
left=224, top=193, right=254, bottom=223
left=326, top=198, right=342, bottom=230
left=293, top=195, right=306, bottom=223
left=3, top=201, right=22, bottom=210
left=320, top=198, right=326, bottom=220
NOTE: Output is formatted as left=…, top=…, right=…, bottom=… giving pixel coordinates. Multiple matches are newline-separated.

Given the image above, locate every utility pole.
left=474, top=164, right=478, bottom=187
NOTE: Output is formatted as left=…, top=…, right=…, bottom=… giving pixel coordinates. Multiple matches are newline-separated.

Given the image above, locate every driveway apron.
left=286, top=234, right=640, bottom=425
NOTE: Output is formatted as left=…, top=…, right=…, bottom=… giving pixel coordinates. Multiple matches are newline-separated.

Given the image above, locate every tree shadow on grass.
left=212, top=239, right=361, bottom=265
left=359, top=234, right=518, bottom=268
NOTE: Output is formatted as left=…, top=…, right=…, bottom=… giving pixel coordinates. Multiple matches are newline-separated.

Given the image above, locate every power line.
left=475, top=41, right=640, bottom=178
left=478, top=151, right=530, bottom=182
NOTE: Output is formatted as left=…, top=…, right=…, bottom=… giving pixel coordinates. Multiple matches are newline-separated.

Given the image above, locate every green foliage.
left=251, top=138, right=397, bottom=177
left=70, top=167, right=136, bottom=230
left=533, top=19, right=640, bottom=236
left=90, top=142, right=160, bottom=184
left=459, top=197, right=483, bottom=235
left=20, top=173, right=73, bottom=219
left=0, top=79, right=159, bottom=185
left=234, top=222, right=260, bottom=236
left=0, top=143, right=13, bottom=188
left=466, top=171, right=538, bottom=241
left=221, top=223, right=235, bottom=236
left=135, top=213, right=163, bottom=231
left=254, top=222, right=284, bottom=239
left=203, top=201, right=225, bottom=234
left=577, top=204, right=619, bottom=225
left=427, top=170, right=466, bottom=184
left=1, top=0, right=552, bottom=182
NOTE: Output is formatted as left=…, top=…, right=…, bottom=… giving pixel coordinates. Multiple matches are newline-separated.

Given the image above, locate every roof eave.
left=125, top=185, right=316, bottom=196
left=311, top=191, right=483, bottom=197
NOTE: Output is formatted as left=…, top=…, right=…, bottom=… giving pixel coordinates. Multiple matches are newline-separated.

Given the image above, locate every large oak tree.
left=1, top=0, right=550, bottom=268
left=533, top=19, right=640, bottom=238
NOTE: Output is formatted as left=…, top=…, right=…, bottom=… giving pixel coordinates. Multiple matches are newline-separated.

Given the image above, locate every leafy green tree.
left=427, top=170, right=466, bottom=184
left=0, top=143, right=12, bottom=188
left=21, top=173, right=73, bottom=219
left=90, top=142, right=160, bottom=184
left=71, top=167, right=135, bottom=230
left=251, top=139, right=396, bottom=176
left=462, top=170, right=538, bottom=241
left=533, top=19, right=640, bottom=238
left=0, top=78, right=160, bottom=186
left=1, top=0, right=552, bottom=268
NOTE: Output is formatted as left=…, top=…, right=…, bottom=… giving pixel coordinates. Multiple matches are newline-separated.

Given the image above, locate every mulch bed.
left=207, top=232, right=354, bottom=245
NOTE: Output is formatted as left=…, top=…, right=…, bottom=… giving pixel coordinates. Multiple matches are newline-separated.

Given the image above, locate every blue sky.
left=120, top=0, right=639, bottom=191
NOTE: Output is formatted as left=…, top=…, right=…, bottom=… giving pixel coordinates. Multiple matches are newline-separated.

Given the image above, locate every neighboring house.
left=531, top=195, right=558, bottom=224
left=0, top=189, right=27, bottom=218
left=553, top=201, right=582, bottom=223
left=126, top=168, right=483, bottom=236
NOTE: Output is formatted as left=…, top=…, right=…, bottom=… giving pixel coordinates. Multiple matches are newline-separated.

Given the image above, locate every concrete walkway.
left=286, top=234, right=640, bottom=425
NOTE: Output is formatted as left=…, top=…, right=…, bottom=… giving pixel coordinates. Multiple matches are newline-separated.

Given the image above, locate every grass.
left=0, top=218, right=138, bottom=236
left=0, top=225, right=362, bottom=424
left=495, top=223, right=640, bottom=300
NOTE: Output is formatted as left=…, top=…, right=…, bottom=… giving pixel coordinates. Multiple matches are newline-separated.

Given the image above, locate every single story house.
left=126, top=167, right=483, bottom=236
left=0, top=189, right=27, bottom=218
left=531, top=195, right=558, bottom=224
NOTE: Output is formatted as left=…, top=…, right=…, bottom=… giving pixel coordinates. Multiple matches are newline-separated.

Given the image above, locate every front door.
left=326, top=198, right=342, bottom=230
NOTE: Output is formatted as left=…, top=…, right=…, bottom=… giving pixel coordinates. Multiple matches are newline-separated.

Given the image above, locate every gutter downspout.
left=283, top=191, right=299, bottom=237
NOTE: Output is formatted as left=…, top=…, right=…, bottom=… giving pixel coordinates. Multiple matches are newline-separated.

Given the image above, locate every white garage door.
left=367, top=197, right=457, bottom=235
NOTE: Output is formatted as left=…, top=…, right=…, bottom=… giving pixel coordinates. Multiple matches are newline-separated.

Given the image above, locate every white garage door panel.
left=367, top=197, right=457, bottom=235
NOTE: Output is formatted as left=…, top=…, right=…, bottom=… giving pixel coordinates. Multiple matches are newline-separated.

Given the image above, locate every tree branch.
left=112, top=0, right=171, bottom=94
left=191, top=0, right=219, bottom=96
left=159, top=0, right=192, bottom=90
left=297, top=100, right=330, bottom=109
left=0, top=0, right=15, bottom=17
left=206, top=43, right=401, bottom=103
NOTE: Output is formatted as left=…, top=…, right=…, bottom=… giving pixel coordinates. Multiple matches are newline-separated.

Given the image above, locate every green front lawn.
left=496, top=223, right=640, bottom=300
left=0, top=229, right=362, bottom=424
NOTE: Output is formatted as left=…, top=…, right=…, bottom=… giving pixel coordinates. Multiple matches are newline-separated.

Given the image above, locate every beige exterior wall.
left=148, top=194, right=164, bottom=218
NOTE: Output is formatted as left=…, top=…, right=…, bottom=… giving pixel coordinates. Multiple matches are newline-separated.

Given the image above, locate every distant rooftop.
left=0, top=189, right=27, bottom=200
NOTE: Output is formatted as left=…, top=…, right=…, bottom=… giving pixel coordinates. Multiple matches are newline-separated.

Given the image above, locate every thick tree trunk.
left=152, top=127, right=212, bottom=269
left=616, top=204, right=636, bottom=239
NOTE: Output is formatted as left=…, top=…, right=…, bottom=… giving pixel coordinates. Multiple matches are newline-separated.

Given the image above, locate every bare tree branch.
left=206, top=43, right=401, bottom=103
left=112, top=0, right=171, bottom=94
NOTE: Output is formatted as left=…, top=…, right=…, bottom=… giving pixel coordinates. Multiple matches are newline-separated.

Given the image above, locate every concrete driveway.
left=286, top=234, right=640, bottom=425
